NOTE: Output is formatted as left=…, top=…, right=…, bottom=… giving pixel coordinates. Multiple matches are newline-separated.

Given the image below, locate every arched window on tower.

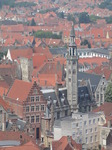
left=70, top=48, right=71, bottom=56
left=73, top=48, right=74, bottom=56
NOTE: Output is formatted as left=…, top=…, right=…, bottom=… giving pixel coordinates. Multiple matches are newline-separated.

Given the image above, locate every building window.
left=97, top=94, right=99, bottom=101
left=57, top=112, right=60, bottom=119
left=26, top=106, right=29, bottom=112
left=89, top=120, right=91, bottom=124
left=90, top=136, right=93, bottom=143
left=41, top=105, right=44, bottom=111
left=36, top=96, right=40, bottom=101
left=85, top=129, right=88, bottom=134
left=26, top=116, right=29, bottom=122
left=36, top=105, right=39, bottom=111
left=86, top=137, right=88, bottom=144
left=95, top=127, right=97, bottom=132
left=69, top=78, right=71, bottom=82
left=36, top=115, right=40, bottom=123
left=93, top=119, right=95, bottom=124
left=31, top=106, right=34, bottom=112
left=73, top=61, right=76, bottom=65
left=31, top=97, right=34, bottom=102
left=84, top=121, right=86, bottom=126
left=68, top=61, right=71, bottom=65
left=69, top=69, right=71, bottom=74
left=73, top=69, right=76, bottom=74
left=33, top=89, right=37, bottom=94
left=65, top=110, right=68, bottom=116
left=76, top=123, right=78, bottom=127
left=95, top=135, right=97, bottom=141
left=98, top=118, right=99, bottom=122
left=31, top=116, right=34, bottom=123
left=90, top=128, right=92, bottom=133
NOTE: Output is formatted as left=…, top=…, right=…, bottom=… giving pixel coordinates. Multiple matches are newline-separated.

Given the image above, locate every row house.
left=4, top=79, right=47, bottom=139
left=54, top=111, right=106, bottom=150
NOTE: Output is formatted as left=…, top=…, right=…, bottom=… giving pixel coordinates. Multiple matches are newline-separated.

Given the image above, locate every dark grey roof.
left=6, top=116, right=26, bottom=131
left=0, top=140, right=20, bottom=146
left=49, top=47, right=109, bottom=56
left=0, top=46, right=30, bottom=52
left=78, top=72, right=101, bottom=87
left=0, top=20, right=17, bottom=26
left=49, top=47, right=67, bottom=55
left=78, top=48, right=109, bottom=55
left=42, top=90, right=57, bottom=100
left=78, top=86, right=91, bottom=105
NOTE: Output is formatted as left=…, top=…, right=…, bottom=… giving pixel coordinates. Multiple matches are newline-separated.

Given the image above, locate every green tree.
left=89, top=15, right=101, bottom=23
left=34, top=30, right=62, bottom=39
left=57, top=12, right=64, bottom=19
left=81, top=39, right=91, bottom=48
left=79, top=12, right=90, bottom=24
left=105, top=16, right=112, bottom=24
left=0, top=51, right=7, bottom=60
left=67, top=14, right=76, bottom=24
left=105, top=83, right=112, bottom=102
left=31, top=18, right=36, bottom=26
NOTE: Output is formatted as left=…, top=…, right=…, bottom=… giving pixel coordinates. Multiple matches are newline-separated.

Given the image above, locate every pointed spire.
left=70, top=22, right=75, bottom=37
left=7, top=49, right=12, bottom=61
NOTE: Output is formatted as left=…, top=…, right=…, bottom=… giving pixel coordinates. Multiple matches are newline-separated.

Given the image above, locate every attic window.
left=20, top=135, right=22, bottom=139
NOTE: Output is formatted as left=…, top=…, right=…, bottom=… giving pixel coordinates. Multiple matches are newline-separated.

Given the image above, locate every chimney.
left=55, top=82, right=59, bottom=97
left=2, top=112, right=6, bottom=131
left=67, top=136, right=71, bottom=144
left=108, top=120, right=111, bottom=128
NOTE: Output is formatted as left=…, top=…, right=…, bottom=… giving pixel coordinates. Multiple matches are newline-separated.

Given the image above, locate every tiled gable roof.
left=93, top=102, right=112, bottom=117
left=7, top=79, right=33, bottom=101
left=0, top=97, right=12, bottom=112
left=10, top=48, right=33, bottom=60
left=52, top=136, right=82, bottom=150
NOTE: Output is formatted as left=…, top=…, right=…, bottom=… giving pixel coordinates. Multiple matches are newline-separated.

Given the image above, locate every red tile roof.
left=7, top=79, right=33, bottom=101
left=79, top=57, right=109, bottom=67
left=0, top=141, right=40, bottom=150
left=93, top=102, right=112, bottom=122
left=52, top=136, right=82, bottom=150
left=10, top=48, right=33, bottom=60
left=87, top=66, right=112, bottom=80
left=0, top=97, right=12, bottom=112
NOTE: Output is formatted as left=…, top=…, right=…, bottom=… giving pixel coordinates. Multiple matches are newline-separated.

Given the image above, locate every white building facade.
left=54, top=112, right=106, bottom=149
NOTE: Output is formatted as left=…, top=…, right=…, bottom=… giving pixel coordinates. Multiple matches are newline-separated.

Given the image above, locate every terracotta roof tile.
left=0, top=97, right=12, bottom=112
left=7, top=79, right=33, bottom=101
left=52, top=136, right=82, bottom=150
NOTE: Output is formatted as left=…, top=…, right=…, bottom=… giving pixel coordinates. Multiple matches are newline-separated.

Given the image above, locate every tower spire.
left=66, top=24, right=78, bottom=113
left=70, top=22, right=75, bottom=37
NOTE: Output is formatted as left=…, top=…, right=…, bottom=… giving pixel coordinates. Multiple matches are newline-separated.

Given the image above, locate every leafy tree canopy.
left=81, top=39, right=91, bottom=48
left=79, top=12, right=90, bottom=24
left=99, top=0, right=112, bottom=11
left=0, top=51, right=7, bottom=60
left=34, top=30, right=62, bottom=39
left=105, top=83, right=112, bottom=102
left=0, top=0, right=36, bottom=9
left=31, top=18, right=36, bottom=26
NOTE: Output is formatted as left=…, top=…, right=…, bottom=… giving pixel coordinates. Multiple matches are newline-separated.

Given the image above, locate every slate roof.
left=78, top=72, right=101, bottom=88
left=49, top=47, right=109, bottom=56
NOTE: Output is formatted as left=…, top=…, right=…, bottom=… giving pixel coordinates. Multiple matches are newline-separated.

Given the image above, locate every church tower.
left=66, top=25, right=78, bottom=112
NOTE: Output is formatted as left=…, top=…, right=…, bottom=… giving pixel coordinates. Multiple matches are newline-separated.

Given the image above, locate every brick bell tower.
left=66, top=24, right=78, bottom=113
